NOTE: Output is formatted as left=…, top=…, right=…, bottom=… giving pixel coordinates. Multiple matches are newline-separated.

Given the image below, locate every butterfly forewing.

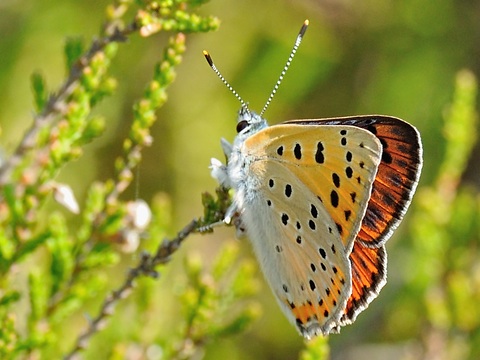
left=287, top=116, right=423, bottom=248
left=244, top=123, right=383, bottom=253
left=241, top=159, right=351, bottom=337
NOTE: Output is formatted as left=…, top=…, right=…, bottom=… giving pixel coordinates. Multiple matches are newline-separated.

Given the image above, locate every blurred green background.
left=1, top=0, right=479, bottom=359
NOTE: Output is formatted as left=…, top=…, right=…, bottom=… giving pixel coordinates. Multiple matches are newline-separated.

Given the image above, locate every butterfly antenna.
left=260, top=19, right=309, bottom=116
left=203, top=50, right=249, bottom=113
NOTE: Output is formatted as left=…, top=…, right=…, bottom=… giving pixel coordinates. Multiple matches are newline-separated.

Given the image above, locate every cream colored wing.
left=240, top=159, right=351, bottom=338
left=243, top=123, right=382, bottom=254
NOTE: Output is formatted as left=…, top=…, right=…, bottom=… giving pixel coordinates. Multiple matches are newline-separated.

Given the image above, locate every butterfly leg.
left=220, top=138, right=233, bottom=159
left=210, top=138, right=233, bottom=187
left=196, top=220, right=227, bottom=233
left=233, top=217, right=247, bottom=238
left=209, top=138, right=247, bottom=236
left=197, top=200, right=246, bottom=237
left=210, top=158, right=231, bottom=188
left=224, top=204, right=247, bottom=238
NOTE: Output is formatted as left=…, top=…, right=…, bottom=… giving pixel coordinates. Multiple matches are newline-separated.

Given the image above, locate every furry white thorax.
left=210, top=107, right=269, bottom=224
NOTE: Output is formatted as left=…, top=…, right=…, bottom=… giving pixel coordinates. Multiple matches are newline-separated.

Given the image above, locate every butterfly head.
left=235, top=106, right=269, bottom=139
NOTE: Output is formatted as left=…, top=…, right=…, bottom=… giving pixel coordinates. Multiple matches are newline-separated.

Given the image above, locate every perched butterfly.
left=204, top=20, right=422, bottom=339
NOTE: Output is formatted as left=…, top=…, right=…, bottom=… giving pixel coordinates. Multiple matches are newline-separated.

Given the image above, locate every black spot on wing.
left=330, top=190, right=339, bottom=208
left=332, top=173, right=340, bottom=188
left=294, top=143, right=302, bottom=159
left=285, top=184, right=292, bottom=198
left=315, top=142, right=325, bottom=164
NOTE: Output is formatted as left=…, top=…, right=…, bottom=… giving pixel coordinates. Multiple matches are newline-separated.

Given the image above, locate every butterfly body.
left=205, top=20, right=422, bottom=339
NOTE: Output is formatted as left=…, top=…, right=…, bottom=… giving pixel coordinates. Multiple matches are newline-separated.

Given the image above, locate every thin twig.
left=0, top=22, right=138, bottom=186
left=63, top=218, right=200, bottom=360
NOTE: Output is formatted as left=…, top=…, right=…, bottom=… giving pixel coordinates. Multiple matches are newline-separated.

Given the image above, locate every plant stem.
left=63, top=218, right=199, bottom=360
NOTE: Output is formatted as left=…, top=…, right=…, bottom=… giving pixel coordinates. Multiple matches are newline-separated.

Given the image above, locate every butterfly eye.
left=236, top=120, right=249, bottom=133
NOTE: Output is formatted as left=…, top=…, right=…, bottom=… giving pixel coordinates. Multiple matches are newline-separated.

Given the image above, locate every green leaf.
left=47, top=213, right=73, bottom=296
left=13, top=231, right=51, bottom=265
left=0, top=291, right=21, bottom=307
left=64, top=37, right=85, bottom=73
left=30, top=72, right=48, bottom=112
left=29, top=271, right=48, bottom=324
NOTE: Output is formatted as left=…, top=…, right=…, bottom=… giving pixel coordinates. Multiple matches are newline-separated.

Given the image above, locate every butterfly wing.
left=286, top=115, right=422, bottom=324
left=243, top=123, right=383, bottom=253
left=340, top=242, right=387, bottom=324
left=238, top=124, right=383, bottom=337
left=240, top=160, right=351, bottom=337
left=286, top=115, right=423, bottom=248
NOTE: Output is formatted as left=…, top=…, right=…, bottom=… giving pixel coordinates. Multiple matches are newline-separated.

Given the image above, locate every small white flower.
left=52, top=183, right=80, bottom=214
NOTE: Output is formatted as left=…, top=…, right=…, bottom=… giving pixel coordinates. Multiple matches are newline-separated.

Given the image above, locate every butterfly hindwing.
left=341, top=242, right=387, bottom=324
left=239, top=159, right=351, bottom=338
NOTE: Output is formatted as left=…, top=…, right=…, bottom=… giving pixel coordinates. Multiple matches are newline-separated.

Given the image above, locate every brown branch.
left=63, top=218, right=200, bottom=360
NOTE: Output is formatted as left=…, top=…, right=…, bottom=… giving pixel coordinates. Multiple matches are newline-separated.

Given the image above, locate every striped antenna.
left=260, top=19, right=309, bottom=116
left=203, top=50, right=249, bottom=113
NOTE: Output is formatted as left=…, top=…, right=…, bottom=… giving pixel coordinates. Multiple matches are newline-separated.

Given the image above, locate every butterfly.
left=204, top=20, right=423, bottom=339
